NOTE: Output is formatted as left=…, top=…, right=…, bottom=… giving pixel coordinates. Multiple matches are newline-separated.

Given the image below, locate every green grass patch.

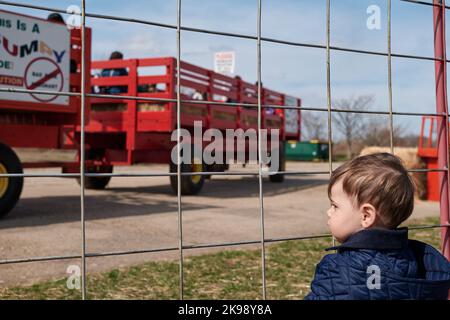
left=0, top=216, right=443, bottom=300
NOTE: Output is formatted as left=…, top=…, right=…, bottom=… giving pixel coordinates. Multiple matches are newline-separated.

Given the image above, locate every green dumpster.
left=285, top=140, right=329, bottom=161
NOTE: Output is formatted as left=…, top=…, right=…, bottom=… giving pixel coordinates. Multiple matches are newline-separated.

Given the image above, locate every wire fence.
left=0, top=0, right=449, bottom=300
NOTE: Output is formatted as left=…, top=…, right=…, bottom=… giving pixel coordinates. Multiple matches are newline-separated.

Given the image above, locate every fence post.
left=433, top=0, right=450, bottom=261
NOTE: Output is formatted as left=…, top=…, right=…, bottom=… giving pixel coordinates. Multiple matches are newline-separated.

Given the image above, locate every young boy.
left=305, top=152, right=450, bottom=300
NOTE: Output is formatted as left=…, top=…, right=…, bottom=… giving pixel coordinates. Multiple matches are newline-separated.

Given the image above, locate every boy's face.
left=327, top=179, right=364, bottom=243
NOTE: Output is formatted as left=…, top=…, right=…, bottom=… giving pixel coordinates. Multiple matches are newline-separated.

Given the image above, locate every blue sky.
left=1, top=0, right=445, bottom=139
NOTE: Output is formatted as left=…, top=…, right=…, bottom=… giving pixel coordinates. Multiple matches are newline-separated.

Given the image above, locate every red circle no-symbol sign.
left=24, top=57, right=64, bottom=103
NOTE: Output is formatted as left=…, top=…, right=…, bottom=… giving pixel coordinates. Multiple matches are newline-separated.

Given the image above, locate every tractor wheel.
left=0, top=143, right=23, bottom=218
left=269, top=141, right=286, bottom=183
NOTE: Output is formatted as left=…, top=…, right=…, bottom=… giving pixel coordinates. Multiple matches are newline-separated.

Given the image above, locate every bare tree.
left=332, top=95, right=374, bottom=158
left=301, top=112, right=327, bottom=141
left=363, top=117, right=409, bottom=147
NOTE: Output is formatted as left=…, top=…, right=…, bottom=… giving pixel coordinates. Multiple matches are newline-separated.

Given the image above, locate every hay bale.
left=359, top=146, right=427, bottom=200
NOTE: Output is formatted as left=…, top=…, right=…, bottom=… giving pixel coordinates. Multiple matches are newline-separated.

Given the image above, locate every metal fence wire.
left=0, top=0, right=450, bottom=300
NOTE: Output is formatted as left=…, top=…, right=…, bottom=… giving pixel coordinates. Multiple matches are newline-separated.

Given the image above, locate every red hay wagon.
left=0, top=10, right=301, bottom=218
left=0, top=9, right=91, bottom=217
left=63, top=56, right=302, bottom=194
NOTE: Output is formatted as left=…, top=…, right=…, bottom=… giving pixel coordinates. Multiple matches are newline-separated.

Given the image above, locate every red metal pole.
left=128, top=59, right=138, bottom=164
left=433, top=0, right=450, bottom=261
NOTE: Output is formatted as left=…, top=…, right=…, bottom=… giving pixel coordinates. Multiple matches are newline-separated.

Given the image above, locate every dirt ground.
left=0, top=158, right=440, bottom=287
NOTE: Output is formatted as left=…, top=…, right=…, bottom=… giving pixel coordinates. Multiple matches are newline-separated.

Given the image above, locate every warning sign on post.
left=0, top=10, right=70, bottom=105
left=284, top=96, right=299, bottom=134
left=214, top=51, right=235, bottom=75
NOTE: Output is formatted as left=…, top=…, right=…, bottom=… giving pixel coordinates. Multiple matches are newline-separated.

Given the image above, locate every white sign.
left=284, top=96, right=299, bottom=134
left=214, top=51, right=235, bottom=75
left=0, top=10, right=70, bottom=105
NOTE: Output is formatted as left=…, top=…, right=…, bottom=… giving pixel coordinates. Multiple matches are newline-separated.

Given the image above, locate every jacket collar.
left=325, top=227, right=409, bottom=252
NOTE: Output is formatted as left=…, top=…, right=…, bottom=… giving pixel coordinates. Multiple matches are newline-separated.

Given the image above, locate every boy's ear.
left=360, top=203, right=378, bottom=228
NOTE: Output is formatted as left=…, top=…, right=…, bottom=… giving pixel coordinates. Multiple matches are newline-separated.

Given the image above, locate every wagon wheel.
left=169, top=145, right=205, bottom=195
left=0, top=143, right=24, bottom=218
left=77, top=165, right=113, bottom=190
left=76, top=149, right=113, bottom=190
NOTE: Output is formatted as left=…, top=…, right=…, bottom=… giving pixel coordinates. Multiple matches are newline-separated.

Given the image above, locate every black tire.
left=269, top=141, right=286, bottom=183
left=169, top=146, right=205, bottom=195
left=76, top=149, right=112, bottom=190
left=77, top=165, right=113, bottom=190
left=0, top=143, right=23, bottom=218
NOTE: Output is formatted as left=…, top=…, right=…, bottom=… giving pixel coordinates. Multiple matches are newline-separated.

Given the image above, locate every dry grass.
left=0, top=217, right=442, bottom=300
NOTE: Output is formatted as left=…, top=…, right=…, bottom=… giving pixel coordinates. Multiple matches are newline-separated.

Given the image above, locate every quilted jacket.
left=304, top=228, right=450, bottom=300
